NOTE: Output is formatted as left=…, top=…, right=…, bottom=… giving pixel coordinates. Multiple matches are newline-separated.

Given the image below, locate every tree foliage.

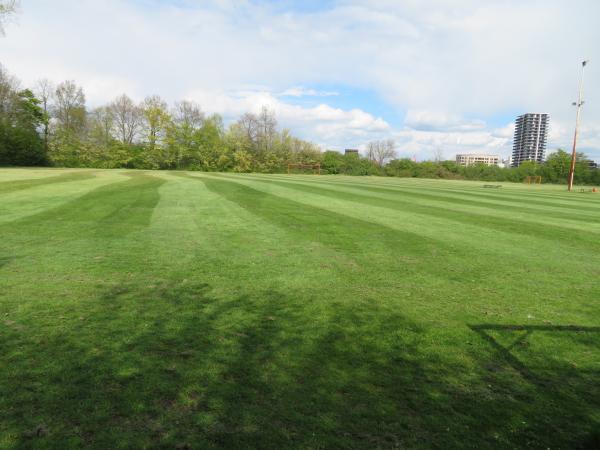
left=0, top=65, right=46, bottom=166
left=0, top=65, right=598, bottom=184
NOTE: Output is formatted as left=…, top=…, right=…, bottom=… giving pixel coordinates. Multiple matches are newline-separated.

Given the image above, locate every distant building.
left=455, top=154, right=500, bottom=166
left=345, top=149, right=359, bottom=155
left=499, top=158, right=511, bottom=168
left=512, top=113, right=549, bottom=167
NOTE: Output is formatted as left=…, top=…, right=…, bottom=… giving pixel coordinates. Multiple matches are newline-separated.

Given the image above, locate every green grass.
left=1, top=168, right=599, bottom=449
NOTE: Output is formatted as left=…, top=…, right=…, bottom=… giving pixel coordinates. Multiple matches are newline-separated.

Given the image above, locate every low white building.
left=455, top=154, right=500, bottom=167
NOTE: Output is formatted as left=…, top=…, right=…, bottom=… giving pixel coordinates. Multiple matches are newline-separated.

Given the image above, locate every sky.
left=1, top=0, right=599, bottom=160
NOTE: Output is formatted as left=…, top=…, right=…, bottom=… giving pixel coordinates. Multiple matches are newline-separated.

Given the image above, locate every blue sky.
left=1, top=0, right=599, bottom=160
left=253, top=0, right=337, bottom=14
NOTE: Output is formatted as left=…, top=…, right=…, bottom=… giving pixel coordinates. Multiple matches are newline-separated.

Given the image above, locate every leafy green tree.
left=142, top=96, right=170, bottom=149
left=543, top=150, right=571, bottom=183
left=440, top=160, right=461, bottom=175
left=171, top=100, right=204, bottom=168
left=590, top=167, right=600, bottom=186
left=225, top=122, right=253, bottom=171
left=573, top=153, right=592, bottom=185
left=512, top=161, right=538, bottom=180
left=233, top=150, right=252, bottom=172
left=339, top=151, right=380, bottom=175
left=320, top=150, right=344, bottom=174
left=141, top=96, right=173, bottom=169
left=0, top=89, right=46, bottom=165
left=195, top=114, right=225, bottom=170
left=284, top=132, right=321, bottom=166
left=386, top=158, right=417, bottom=177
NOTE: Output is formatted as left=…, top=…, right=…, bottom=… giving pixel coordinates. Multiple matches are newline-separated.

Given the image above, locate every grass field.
left=1, top=168, right=599, bottom=449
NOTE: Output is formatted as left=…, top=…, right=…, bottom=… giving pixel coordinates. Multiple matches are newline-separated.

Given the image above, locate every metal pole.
left=567, top=60, right=588, bottom=191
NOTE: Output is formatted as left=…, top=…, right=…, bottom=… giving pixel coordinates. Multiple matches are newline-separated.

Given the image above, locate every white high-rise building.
left=511, top=113, right=549, bottom=167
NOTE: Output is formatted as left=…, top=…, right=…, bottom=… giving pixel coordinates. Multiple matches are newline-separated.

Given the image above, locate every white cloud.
left=404, top=110, right=486, bottom=132
left=0, top=0, right=598, bottom=159
left=392, top=128, right=510, bottom=161
left=491, top=123, right=515, bottom=139
left=186, top=88, right=389, bottom=149
left=279, top=86, right=339, bottom=97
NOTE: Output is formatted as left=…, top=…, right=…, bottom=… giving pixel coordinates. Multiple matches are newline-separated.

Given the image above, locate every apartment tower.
left=511, top=113, right=549, bottom=167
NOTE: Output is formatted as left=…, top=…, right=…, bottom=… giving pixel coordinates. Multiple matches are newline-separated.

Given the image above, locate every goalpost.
left=287, top=163, right=321, bottom=175
left=524, top=176, right=542, bottom=185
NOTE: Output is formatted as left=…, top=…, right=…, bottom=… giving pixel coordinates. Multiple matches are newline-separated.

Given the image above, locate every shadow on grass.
left=2, top=282, right=599, bottom=448
left=469, top=324, right=600, bottom=384
left=469, top=323, right=600, bottom=449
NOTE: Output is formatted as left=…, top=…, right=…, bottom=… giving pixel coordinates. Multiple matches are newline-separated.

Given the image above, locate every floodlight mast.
left=567, top=60, right=589, bottom=192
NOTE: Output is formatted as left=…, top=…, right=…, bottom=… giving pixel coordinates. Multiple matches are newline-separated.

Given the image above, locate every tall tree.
left=54, top=80, right=86, bottom=134
left=256, top=106, right=277, bottom=153
left=196, top=113, right=225, bottom=170
left=238, top=112, right=259, bottom=146
left=35, top=79, right=53, bottom=153
left=141, top=95, right=170, bottom=150
left=367, top=139, right=397, bottom=167
left=110, top=94, right=141, bottom=145
left=236, top=106, right=277, bottom=157
left=89, top=106, right=114, bottom=147
left=173, top=100, right=204, bottom=130
left=171, top=100, right=204, bottom=167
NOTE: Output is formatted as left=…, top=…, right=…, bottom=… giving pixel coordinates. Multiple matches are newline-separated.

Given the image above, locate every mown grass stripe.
left=0, top=172, right=136, bottom=225
left=0, top=170, right=97, bottom=195
left=196, top=174, right=598, bottom=323
left=1, top=172, right=165, bottom=239
left=236, top=173, right=600, bottom=223
left=245, top=173, right=600, bottom=211
left=199, top=175, right=600, bottom=301
left=196, top=174, right=481, bottom=283
left=212, top=174, right=600, bottom=246
left=268, top=173, right=600, bottom=205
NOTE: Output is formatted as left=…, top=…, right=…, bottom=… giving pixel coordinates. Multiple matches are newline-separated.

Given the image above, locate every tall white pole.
left=568, top=60, right=588, bottom=192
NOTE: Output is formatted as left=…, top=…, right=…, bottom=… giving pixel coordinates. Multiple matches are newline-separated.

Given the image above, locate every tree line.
left=0, top=66, right=321, bottom=171
left=0, top=64, right=598, bottom=185
left=383, top=151, right=600, bottom=185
